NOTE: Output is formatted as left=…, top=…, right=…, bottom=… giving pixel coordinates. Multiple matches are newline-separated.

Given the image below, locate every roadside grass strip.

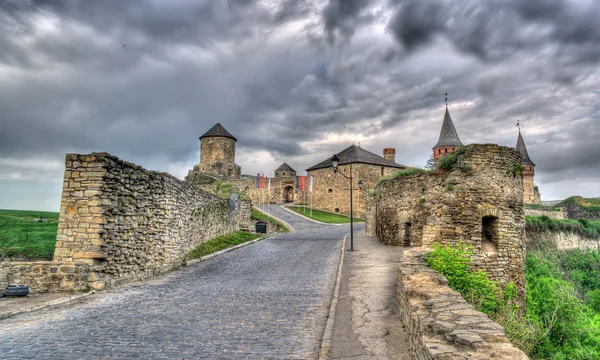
left=187, top=231, right=262, bottom=261
left=286, top=206, right=364, bottom=224
left=251, top=209, right=289, bottom=232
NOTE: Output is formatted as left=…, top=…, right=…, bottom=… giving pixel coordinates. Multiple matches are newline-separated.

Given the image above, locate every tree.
left=425, top=154, right=436, bottom=170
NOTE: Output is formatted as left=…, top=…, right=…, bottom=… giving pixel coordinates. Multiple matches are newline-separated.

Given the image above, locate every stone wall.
left=524, top=208, right=567, bottom=219
left=199, top=137, right=241, bottom=178
left=398, top=249, right=528, bottom=360
left=371, top=144, right=526, bottom=294
left=54, top=152, right=249, bottom=290
left=307, top=163, right=399, bottom=219
left=0, top=262, right=89, bottom=293
left=562, top=202, right=600, bottom=221
left=527, top=230, right=599, bottom=251
left=523, top=173, right=539, bottom=204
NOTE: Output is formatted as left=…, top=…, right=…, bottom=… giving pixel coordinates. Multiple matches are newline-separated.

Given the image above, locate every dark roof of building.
left=306, top=145, right=407, bottom=171
left=199, top=123, right=237, bottom=141
left=275, top=163, right=296, bottom=173
left=433, top=107, right=463, bottom=148
left=516, top=130, right=535, bottom=166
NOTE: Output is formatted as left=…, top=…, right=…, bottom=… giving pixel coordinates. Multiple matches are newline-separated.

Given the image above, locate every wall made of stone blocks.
left=199, top=137, right=241, bottom=178
left=0, top=262, right=90, bottom=293
left=526, top=230, right=599, bottom=251
left=524, top=209, right=567, bottom=219
left=54, top=153, right=249, bottom=290
left=373, top=144, right=526, bottom=295
left=398, top=249, right=528, bottom=360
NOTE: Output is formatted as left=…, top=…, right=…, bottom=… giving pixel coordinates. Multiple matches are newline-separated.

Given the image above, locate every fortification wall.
left=398, top=249, right=528, bottom=360
left=372, top=144, right=526, bottom=293
left=526, top=230, right=599, bottom=251
left=0, top=262, right=89, bottom=293
left=199, top=137, right=241, bottom=178
left=524, top=208, right=567, bottom=219
left=52, top=153, right=249, bottom=291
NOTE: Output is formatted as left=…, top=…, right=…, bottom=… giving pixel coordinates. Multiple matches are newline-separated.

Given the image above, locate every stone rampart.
left=398, top=249, right=528, bottom=360
left=52, top=152, right=249, bottom=290
left=526, top=230, right=599, bottom=251
left=524, top=209, right=567, bottom=219
left=372, top=144, right=526, bottom=294
left=0, top=262, right=89, bottom=293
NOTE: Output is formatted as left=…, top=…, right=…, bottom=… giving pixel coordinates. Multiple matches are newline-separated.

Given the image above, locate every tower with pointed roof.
left=275, top=163, right=296, bottom=178
left=433, top=107, right=464, bottom=161
left=198, top=123, right=241, bottom=178
left=516, top=130, right=540, bottom=204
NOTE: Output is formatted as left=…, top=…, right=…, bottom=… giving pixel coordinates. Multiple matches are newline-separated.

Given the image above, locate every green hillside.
left=0, top=209, right=59, bottom=260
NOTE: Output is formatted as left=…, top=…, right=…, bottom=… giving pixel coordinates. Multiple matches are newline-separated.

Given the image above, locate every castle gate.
left=283, top=186, right=294, bottom=203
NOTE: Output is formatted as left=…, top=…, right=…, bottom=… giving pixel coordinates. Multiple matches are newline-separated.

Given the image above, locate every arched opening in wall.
left=328, top=188, right=333, bottom=193
left=283, top=186, right=294, bottom=203
left=482, top=216, right=499, bottom=254
left=334, top=208, right=340, bottom=213
left=404, top=222, right=412, bottom=246
left=228, top=168, right=232, bottom=177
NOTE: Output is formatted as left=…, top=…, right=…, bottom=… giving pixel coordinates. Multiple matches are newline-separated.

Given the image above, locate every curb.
left=319, top=233, right=348, bottom=359
left=186, top=232, right=277, bottom=266
left=0, top=292, right=94, bottom=321
left=253, top=206, right=295, bottom=232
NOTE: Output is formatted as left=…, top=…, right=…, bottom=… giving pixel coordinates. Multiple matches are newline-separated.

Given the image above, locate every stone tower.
left=516, top=130, right=539, bottom=204
left=199, top=123, right=241, bottom=178
left=275, top=163, right=296, bottom=178
left=433, top=107, right=464, bottom=160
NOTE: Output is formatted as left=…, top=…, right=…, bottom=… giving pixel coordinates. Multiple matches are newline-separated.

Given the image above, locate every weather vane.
left=445, top=93, right=449, bottom=107
left=516, top=119, right=521, bottom=130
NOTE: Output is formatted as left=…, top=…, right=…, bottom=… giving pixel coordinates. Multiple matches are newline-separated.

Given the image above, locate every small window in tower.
left=444, top=149, right=447, bottom=154
left=283, top=172, right=285, bottom=175
left=334, top=208, right=340, bottom=213
left=381, top=167, right=384, bottom=176
left=201, top=167, right=204, bottom=171
left=328, top=188, right=333, bottom=193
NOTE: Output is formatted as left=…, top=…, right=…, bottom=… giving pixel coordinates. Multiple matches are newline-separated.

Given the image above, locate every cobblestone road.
left=0, top=205, right=361, bottom=359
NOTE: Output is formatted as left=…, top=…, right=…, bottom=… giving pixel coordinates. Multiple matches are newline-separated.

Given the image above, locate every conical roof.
left=306, top=145, right=407, bottom=171
left=276, top=163, right=296, bottom=173
left=516, top=130, right=535, bottom=166
left=433, top=108, right=463, bottom=148
left=199, top=123, right=237, bottom=141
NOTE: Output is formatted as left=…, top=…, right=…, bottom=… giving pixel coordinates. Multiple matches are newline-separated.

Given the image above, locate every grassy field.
left=0, top=209, right=59, bottom=260
left=286, top=205, right=364, bottom=224
left=251, top=209, right=289, bottom=232
left=187, top=231, right=261, bottom=260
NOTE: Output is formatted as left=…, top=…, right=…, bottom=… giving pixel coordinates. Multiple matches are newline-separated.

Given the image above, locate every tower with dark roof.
left=516, top=130, right=539, bottom=204
left=275, top=163, right=296, bottom=178
left=433, top=107, right=464, bottom=161
left=198, top=123, right=241, bottom=178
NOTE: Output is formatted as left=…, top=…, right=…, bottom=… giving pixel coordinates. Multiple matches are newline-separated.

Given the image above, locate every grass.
left=286, top=205, right=364, bottom=224
left=251, top=209, right=289, bottom=232
left=555, top=196, right=600, bottom=212
left=438, top=147, right=466, bottom=171
left=0, top=209, right=59, bottom=260
left=526, top=215, right=600, bottom=239
left=376, top=168, right=430, bottom=185
left=187, top=230, right=261, bottom=260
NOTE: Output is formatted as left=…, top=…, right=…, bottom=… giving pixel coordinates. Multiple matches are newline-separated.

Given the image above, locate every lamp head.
left=358, top=180, right=364, bottom=190
left=331, top=154, right=340, bottom=170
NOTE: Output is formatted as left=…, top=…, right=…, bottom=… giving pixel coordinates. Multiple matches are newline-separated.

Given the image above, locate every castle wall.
left=524, top=208, right=567, bottom=219
left=372, top=144, right=526, bottom=294
left=54, top=153, right=250, bottom=291
left=200, top=137, right=241, bottom=178
left=307, top=163, right=399, bottom=219
left=527, top=230, right=599, bottom=251
left=523, top=174, right=538, bottom=204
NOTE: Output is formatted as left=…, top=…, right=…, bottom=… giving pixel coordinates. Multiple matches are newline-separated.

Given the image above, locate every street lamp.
left=330, top=154, right=361, bottom=251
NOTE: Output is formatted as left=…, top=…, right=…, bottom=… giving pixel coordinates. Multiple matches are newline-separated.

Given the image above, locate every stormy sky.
left=1, top=0, right=599, bottom=211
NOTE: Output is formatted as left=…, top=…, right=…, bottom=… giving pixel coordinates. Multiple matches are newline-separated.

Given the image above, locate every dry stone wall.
left=524, top=208, right=567, bottom=219
left=398, top=249, right=528, bottom=360
left=0, top=262, right=89, bottom=293
left=371, top=144, right=526, bottom=295
left=53, top=153, right=249, bottom=291
left=527, top=230, right=599, bottom=251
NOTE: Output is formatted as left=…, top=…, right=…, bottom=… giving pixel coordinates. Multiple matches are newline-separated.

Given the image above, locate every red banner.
left=260, top=173, right=265, bottom=189
left=301, top=176, right=305, bottom=191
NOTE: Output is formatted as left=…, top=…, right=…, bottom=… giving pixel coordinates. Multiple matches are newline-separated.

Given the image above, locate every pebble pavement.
left=0, top=205, right=362, bottom=359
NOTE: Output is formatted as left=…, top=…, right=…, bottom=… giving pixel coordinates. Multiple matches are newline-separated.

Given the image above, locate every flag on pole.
left=301, top=176, right=306, bottom=191
left=268, top=177, right=271, bottom=190
left=256, top=173, right=260, bottom=189
left=260, top=173, right=265, bottom=189
left=296, top=176, right=300, bottom=190
left=309, top=176, right=313, bottom=192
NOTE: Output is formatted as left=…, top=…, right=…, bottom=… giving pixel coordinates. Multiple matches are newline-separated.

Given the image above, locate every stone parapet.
left=0, top=262, right=90, bottom=293
left=524, top=209, right=567, bottom=219
left=398, top=249, right=528, bottom=360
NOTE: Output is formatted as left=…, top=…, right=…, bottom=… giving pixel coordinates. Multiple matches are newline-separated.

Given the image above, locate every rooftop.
left=275, top=163, right=296, bottom=173
left=306, top=145, right=407, bottom=171
left=433, top=107, right=463, bottom=148
left=199, top=123, right=237, bottom=141
left=516, top=130, right=535, bottom=166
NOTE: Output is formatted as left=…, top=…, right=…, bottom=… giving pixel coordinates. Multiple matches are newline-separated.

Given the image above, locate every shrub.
left=438, top=153, right=458, bottom=170
left=513, top=163, right=525, bottom=177
left=377, top=168, right=429, bottom=185
left=444, top=179, right=457, bottom=192
left=460, top=162, right=472, bottom=173
left=587, top=289, right=600, bottom=312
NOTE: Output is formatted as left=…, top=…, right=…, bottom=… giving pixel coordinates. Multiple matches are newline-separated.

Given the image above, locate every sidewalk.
left=327, top=231, right=411, bottom=360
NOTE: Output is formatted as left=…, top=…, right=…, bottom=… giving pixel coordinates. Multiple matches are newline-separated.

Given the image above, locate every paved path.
left=328, top=231, right=410, bottom=360
left=0, top=205, right=359, bottom=359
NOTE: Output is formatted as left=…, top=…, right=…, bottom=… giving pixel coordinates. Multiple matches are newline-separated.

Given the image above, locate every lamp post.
left=331, top=155, right=362, bottom=251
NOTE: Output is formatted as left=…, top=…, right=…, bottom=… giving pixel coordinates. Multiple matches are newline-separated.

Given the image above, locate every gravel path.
left=0, top=205, right=361, bottom=359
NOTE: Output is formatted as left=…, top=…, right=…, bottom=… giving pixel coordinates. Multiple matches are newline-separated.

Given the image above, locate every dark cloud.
left=0, top=0, right=598, bottom=210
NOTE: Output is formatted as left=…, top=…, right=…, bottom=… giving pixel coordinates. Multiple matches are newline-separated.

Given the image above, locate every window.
left=381, top=167, right=384, bottom=176
left=328, top=188, right=333, bottom=193
left=482, top=216, right=499, bottom=254
left=283, top=172, right=285, bottom=175
left=404, top=222, right=412, bottom=246
left=334, top=208, right=340, bottom=213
